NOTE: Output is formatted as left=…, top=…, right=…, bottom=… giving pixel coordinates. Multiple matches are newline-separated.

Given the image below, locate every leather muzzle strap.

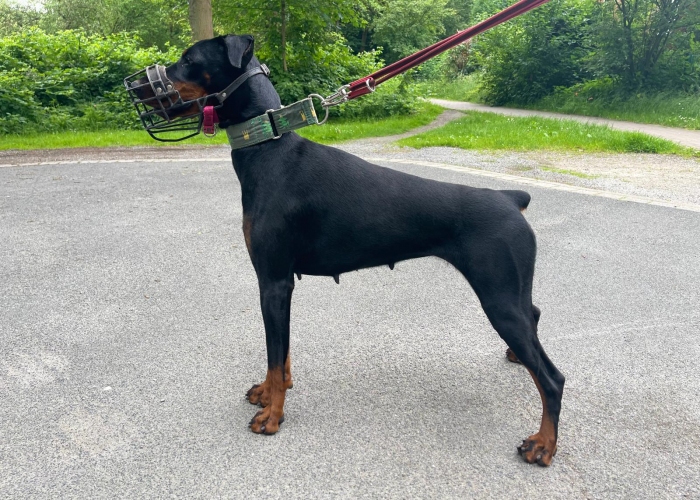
left=214, top=64, right=270, bottom=105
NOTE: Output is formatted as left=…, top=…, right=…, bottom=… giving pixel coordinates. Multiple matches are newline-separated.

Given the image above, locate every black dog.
left=132, top=35, right=565, bottom=466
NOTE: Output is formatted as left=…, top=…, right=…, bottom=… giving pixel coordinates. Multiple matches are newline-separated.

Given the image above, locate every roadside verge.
left=430, top=98, right=700, bottom=150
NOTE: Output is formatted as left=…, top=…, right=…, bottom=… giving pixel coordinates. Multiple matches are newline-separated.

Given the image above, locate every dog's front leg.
left=246, top=355, right=293, bottom=407
left=248, top=277, right=294, bottom=435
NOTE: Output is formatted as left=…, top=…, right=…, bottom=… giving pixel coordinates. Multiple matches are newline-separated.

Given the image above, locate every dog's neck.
left=219, top=57, right=301, bottom=189
left=219, top=57, right=283, bottom=126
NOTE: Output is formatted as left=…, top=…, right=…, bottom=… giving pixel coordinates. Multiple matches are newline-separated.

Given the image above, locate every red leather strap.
left=347, top=0, right=551, bottom=99
left=203, top=106, right=219, bottom=135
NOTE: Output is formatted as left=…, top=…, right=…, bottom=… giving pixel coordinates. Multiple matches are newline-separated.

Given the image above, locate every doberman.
left=130, top=34, right=565, bottom=466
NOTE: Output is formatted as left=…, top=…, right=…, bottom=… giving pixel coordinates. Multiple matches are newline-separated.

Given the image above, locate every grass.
left=0, top=102, right=444, bottom=151
left=414, top=74, right=482, bottom=102
left=397, top=111, right=695, bottom=155
left=297, top=102, right=443, bottom=144
left=523, top=91, right=700, bottom=130
left=0, top=128, right=229, bottom=150
left=540, top=166, right=599, bottom=179
left=416, top=73, right=700, bottom=131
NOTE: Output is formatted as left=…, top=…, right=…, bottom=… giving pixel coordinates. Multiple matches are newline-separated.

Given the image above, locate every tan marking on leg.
left=246, top=369, right=271, bottom=407
left=505, top=347, right=521, bottom=363
left=246, top=354, right=292, bottom=406
left=249, top=366, right=287, bottom=434
left=284, top=354, right=293, bottom=389
left=519, top=367, right=557, bottom=466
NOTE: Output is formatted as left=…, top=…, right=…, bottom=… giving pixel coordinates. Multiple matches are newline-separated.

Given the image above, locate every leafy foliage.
left=371, top=0, right=455, bottom=63
left=0, top=28, right=179, bottom=134
left=589, top=0, right=700, bottom=92
left=3, top=0, right=697, bottom=139
left=455, top=0, right=700, bottom=105
left=213, top=0, right=418, bottom=117
left=40, top=0, right=190, bottom=49
left=0, top=0, right=42, bottom=36
left=471, top=0, right=591, bottom=105
left=213, top=0, right=361, bottom=70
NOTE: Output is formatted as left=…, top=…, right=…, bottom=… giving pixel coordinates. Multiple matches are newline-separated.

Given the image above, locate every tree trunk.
left=281, top=0, right=288, bottom=72
left=189, top=0, right=213, bottom=42
left=616, top=0, right=637, bottom=87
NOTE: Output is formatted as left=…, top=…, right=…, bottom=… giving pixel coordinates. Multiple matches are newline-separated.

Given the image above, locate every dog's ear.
left=223, top=35, right=254, bottom=69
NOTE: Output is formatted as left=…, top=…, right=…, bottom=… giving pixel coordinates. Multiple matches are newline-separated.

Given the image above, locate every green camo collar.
left=225, top=97, right=319, bottom=150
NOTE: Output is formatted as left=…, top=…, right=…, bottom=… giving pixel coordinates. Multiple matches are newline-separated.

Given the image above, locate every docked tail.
left=501, top=190, right=531, bottom=212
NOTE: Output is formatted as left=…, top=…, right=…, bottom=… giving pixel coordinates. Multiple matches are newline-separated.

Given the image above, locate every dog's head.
left=125, top=35, right=262, bottom=140
left=131, top=35, right=255, bottom=117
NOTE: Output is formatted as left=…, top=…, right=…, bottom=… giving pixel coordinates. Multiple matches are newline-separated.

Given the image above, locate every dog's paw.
left=517, top=433, right=557, bottom=466
left=249, top=407, right=284, bottom=435
left=246, top=382, right=271, bottom=407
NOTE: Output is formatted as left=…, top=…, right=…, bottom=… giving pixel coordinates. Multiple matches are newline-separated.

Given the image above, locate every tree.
left=443, top=0, right=472, bottom=35
left=0, top=0, right=42, bottom=36
left=41, top=0, right=189, bottom=49
left=473, top=0, right=591, bottom=104
left=371, top=0, right=455, bottom=63
left=213, top=0, right=361, bottom=72
left=592, top=0, right=700, bottom=91
left=189, top=0, right=213, bottom=41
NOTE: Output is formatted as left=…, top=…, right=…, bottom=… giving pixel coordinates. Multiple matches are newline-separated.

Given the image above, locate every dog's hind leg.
left=248, top=276, right=295, bottom=435
left=482, top=300, right=564, bottom=466
left=505, top=305, right=540, bottom=364
left=448, top=240, right=564, bottom=466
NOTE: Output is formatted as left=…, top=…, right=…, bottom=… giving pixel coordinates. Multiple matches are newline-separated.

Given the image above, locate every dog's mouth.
left=124, top=64, right=211, bottom=142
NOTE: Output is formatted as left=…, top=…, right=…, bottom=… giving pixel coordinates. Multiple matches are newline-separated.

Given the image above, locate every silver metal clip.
left=320, top=85, right=350, bottom=108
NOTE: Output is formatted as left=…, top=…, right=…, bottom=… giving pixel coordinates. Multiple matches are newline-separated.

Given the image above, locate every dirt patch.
left=524, top=151, right=700, bottom=205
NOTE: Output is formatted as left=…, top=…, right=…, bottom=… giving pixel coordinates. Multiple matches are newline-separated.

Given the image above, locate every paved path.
left=431, top=98, right=700, bottom=150
left=1, top=156, right=699, bottom=499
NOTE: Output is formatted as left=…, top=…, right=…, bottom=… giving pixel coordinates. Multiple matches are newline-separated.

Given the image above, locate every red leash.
left=342, top=0, right=552, bottom=101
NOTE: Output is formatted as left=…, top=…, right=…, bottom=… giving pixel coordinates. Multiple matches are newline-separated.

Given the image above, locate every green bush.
left=0, top=28, right=179, bottom=135
left=334, top=77, right=419, bottom=119
left=266, top=34, right=418, bottom=119
left=0, top=28, right=417, bottom=136
left=470, top=0, right=591, bottom=105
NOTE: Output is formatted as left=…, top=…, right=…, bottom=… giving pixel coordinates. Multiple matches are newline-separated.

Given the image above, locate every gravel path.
left=2, top=109, right=698, bottom=207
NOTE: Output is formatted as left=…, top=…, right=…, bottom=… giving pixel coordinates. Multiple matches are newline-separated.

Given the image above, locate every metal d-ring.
left=307, top=94, right=330, bottom=125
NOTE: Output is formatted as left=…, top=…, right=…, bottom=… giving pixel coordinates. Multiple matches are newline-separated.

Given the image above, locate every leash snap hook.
left=319, top=85, right=350, bottom=108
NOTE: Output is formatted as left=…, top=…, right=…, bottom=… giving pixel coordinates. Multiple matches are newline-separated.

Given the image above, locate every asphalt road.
left=1, top=157, right=699, bottom=499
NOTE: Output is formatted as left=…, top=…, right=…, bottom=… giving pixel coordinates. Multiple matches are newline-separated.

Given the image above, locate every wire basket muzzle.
left=124, top=65, right=208, bottom=142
